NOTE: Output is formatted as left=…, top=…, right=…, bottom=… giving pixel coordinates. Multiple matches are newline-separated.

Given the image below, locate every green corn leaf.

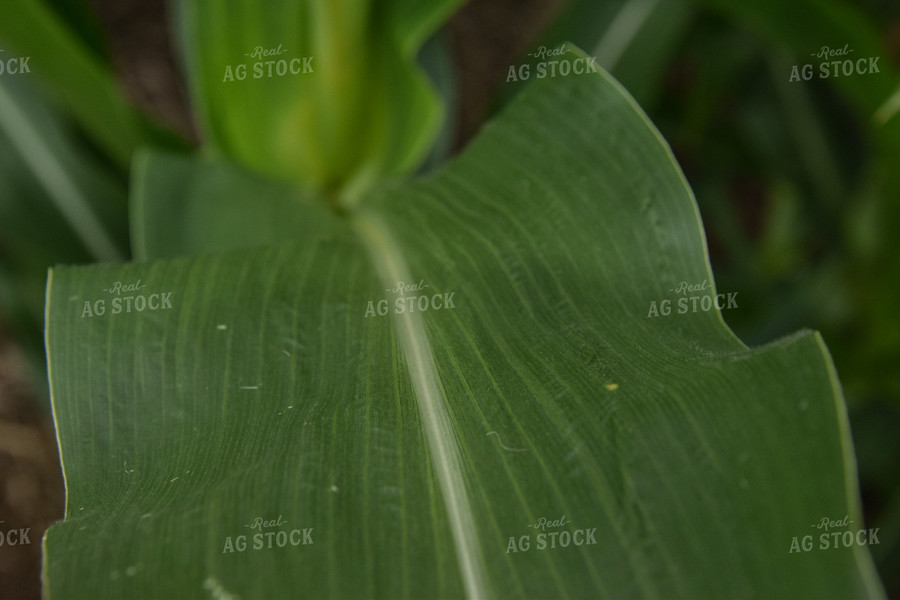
left=697, top=0, right=900, bottom=152
left=0, top=72, right=129, bottom=400
left=0, top=75, right=127, bottom=264
left=176, top=0, right=464, bottom=201
left=128, top=150, right=340, bottom=261
left=44, top=52, right=884, bottom=598
left=0, top=1, right=175, bottom=167
left=498, top=0, right=692, bottom=113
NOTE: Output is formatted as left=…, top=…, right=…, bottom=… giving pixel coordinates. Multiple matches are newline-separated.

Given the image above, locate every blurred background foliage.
left=0, top=0, right=897, bottom=597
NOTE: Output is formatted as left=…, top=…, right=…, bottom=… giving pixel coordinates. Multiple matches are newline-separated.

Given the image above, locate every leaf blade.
left=176, top=0, right=463, bottom=196
left=44, top=51, right=885, bottom=599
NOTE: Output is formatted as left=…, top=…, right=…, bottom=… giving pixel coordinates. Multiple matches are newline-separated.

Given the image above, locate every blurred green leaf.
left=130, top=150, right=339, bottom=260
left=590, top=0, right=692, bottom=107
left=0, top=1, right=175, bottom=167
left=386, top=0, right=465, bottom=58
left=176, top=0, right=464, bottom=201
left=0, top=72, right=128, bottom=402
left=874, top=85, right=900, bottom=126
left=44, top=0, right=109, bottom=61
left=0, top=76, right=126, bottom=263
left=502, top=0, right=693, bottom=111
left=697, top=0, right=900, bottom=150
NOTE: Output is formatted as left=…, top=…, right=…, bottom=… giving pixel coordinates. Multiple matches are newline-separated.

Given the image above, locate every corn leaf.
left=0, top=1, right=174, bottom=166
left=44, top=54, right=884, bottom=599
left=176, top=0, right=464, bottom=199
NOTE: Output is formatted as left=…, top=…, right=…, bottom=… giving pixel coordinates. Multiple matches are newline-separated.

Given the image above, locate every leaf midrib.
left=353, top=210, right=488, bottom=600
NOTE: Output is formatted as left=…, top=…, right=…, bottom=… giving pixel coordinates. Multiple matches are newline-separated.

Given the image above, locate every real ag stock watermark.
left=789, top=514, right=879, bottom=553
left=647, top=279, right=738, bottom=318
left=0, top=48, right=31, bottom=77
left=364, top=279, right=456, bottom=318
left=222, top=514, right=314, bottom=553
left=506, top=515, right=598, bottom=553
left=80, top=278, right=174, bottom=318
left=789, top=44, right=881, bottom=82
left=222, top=43, right=313, bottom=82
left=0, top=521, right=31, bottom=547
left=506, top=44, right=601, bottom=83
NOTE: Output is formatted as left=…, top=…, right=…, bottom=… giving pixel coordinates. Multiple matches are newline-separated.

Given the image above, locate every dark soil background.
left=0, top=331, right=63, bottom=600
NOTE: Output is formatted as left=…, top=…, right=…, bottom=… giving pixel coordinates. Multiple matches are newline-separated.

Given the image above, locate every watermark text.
left=223, top=43, right=313, bottom=82
left=81, top=278, right=174, bottom=318
left=789, top=44, right=880, bottom=82
left=789, top=514, right=879, bottom=553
